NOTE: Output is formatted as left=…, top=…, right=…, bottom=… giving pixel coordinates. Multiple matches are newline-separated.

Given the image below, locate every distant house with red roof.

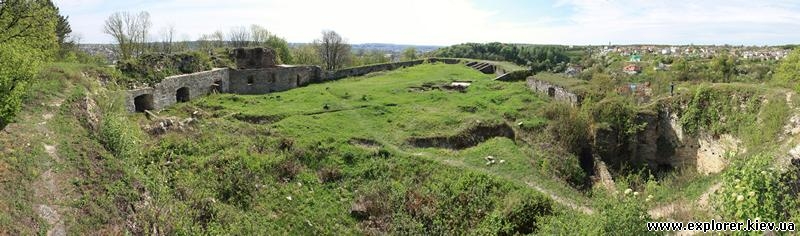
left=623, top=64, right=641, bottom=75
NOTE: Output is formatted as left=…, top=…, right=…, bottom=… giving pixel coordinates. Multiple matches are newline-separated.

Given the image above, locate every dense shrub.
left=773, top=48, right=800, bottom=91
left=496, top=190, right=554, bottom=235
left=715, top=153, right=797, bottom=222
left=540, top=102, right=590, bottom=154
left=538, top=194, right=655, bottom=235
left=538, top=102, right=590, bottom=187
left=589, top=96, right=646, bottom=139
left=676, top=85, right=786, bottom=148
left=587, top=96, right=648, bottom=169
left=0, top=43, right=43, bottom=129
left=97, top=113, right=140, bottom=159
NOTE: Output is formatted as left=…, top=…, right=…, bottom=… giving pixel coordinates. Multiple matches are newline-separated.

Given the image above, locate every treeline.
left=430, top=42, right=572, bottom=72
left=103, top=11, right=422, bottom=80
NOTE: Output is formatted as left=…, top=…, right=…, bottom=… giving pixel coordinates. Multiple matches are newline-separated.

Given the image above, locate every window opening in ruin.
left=134, top=94, right=155, bottom=112
left=176, top=87, right=190, bottom=103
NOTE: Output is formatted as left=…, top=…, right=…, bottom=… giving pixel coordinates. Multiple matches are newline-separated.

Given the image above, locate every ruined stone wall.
left=124, top=57, right=497, bottom=112
left=125, top=68, right=229, bottom=112
left=228, top=66, right=323, bottom=94
left=232, top=47, right=277, bottom=69
left=525, top=77, right=583, bottom=106
left=324, top=58, right=462, bottom=81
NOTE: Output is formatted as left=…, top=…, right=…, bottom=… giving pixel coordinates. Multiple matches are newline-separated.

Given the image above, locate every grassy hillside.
left=136, top=63, right=589, bottom=234
left=13, top=61, right=788, bottom=235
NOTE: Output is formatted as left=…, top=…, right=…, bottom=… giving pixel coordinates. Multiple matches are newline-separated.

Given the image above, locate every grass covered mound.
left=122, top=63, right=596, bottom=234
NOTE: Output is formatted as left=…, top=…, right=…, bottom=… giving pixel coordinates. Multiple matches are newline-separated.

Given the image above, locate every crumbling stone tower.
left=232, top=47, right=278, bottom=69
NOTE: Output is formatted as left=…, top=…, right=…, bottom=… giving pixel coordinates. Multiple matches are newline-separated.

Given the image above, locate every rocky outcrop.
left=593, top=109, right=741, bottom=174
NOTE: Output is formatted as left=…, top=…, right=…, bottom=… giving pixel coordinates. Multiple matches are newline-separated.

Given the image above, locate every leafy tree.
left=774, top=48, right=800, bottom=91
left=0, top=0, right=59, bottom=54
left=291, top=44, right=321, bottom=66
left=43, top=0, right=70, bottom=46
left=402, top=47, right=417, bottom=61
left=672, top=58, right=692, bottom=81
left=0, top=43, right=42, bottom=129
left=0, top=0, right=59, bottom=129
left=711, top=54, right=736, bottom=82
left=250, top=25, right=293, bottom=64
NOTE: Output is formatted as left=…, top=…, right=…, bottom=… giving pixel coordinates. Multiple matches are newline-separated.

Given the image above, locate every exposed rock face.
left=593, top=109, right=741, bottom=174
left=695, top=134, right=740, bottom=174
left=72, top=96, right=101, bottom=132
left=232, top=47, right=277, bottom=69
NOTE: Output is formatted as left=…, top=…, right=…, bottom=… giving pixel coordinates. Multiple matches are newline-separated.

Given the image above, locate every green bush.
left=772, top=48, right=800, bottom=91
left=715, top=153, right=796, bottom=222
left=496, top=190, right=554, bottom=235
left=0, top=43, right=43, bottom=129
left=741, top=97, right=789, bottom=147
left=539, top=193, right=655, bottom=235
left=537, top=102, right=590, bottom=187
left=540, top=102, right=590, bottom=154
left=98, top=113, right=140, bottom=159
left=586, top=96, right=648, bottom=169
left=589, top=96, right=646, bottom=139
left=676, top=84, right=784, bottom=148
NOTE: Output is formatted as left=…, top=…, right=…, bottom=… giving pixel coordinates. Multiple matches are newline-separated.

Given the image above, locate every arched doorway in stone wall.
left=134, top=94, right=155, bottom=112
left=211, top=80, right=222, bottom=93
left=547, top=87, right=556, bottom=97
left=176, top=87, right=190, bottom=103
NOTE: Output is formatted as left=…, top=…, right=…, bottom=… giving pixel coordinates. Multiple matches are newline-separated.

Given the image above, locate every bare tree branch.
left=314, top=30, right=351, bottom=70
left=104, top=11, right=151, bottom=60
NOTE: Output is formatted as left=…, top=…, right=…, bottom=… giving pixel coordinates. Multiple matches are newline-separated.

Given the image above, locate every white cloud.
left=552, top=0, right=800, bottom=45
left=54, top=0, right=800, bottom=45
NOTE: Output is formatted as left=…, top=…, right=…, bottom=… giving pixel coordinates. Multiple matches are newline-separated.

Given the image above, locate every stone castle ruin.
left=125, top=48, right=509, bottom=112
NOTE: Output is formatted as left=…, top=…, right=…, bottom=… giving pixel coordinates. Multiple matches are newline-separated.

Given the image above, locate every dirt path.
left=31, top=99, right=69, bottom=236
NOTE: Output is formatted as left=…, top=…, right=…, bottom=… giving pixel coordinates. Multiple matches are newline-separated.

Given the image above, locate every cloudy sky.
left=55, top=0, right=800, bottom=46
